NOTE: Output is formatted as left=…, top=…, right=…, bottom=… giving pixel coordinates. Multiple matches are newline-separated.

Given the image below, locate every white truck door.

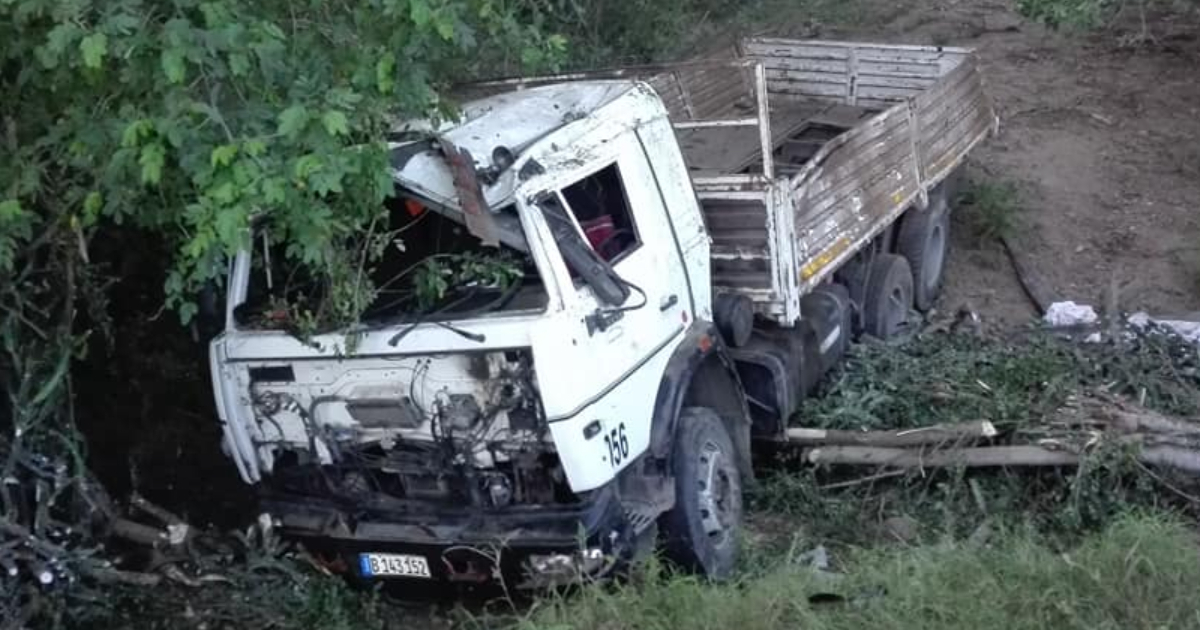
left=526, top=131, right=694, bottom=491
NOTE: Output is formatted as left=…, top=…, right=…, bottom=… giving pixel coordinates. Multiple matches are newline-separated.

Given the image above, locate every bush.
left=1017, top=0, right=1117, bottom=28
left=0, top=0, right=569, bottom=326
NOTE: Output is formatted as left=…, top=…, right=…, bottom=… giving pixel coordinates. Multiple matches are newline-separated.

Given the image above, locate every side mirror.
left=536, top=194, right=630, bottom=307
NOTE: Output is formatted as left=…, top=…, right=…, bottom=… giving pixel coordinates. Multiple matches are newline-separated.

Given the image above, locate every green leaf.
left=83, top=191, right=103, bottom=225
left=410, top=0, right=432, bottom=26
left=80, top=32, right=108, bottom=69
left=210, top=144, right=238, bottom=167
left=228, top=52, right=251, bottom=76
left=244, top=139, right=267, bottom=157
left=277, top=105, right=309, bottom=139
left=214, top=206, right=246, bottom=244
left=434, top=16, right=456, bottom=41
left=321, top=111, right=350, bottom=137
left=121, top=120, right=154, bottom=148
left=39, top=23, right=81, bottom=68
left=262, top=177, right=287, bottom=204
left=210, top=181, right=236, bottom=204
left=161, top=48, right=187, bottom=84
left=293, top=154, right=322, bottom=180
left=0, top=199, right=23, bottom=221
left=178, top=301, right=199, bottom=325
left=140, top=143, right=166, bottom=185
left=311, top=170, right=344, bottom=196
left=376, top=56, right=396, bottom=94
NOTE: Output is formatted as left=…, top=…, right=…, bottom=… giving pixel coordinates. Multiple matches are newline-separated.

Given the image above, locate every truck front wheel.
left=659, top=407, right=743, bottom=579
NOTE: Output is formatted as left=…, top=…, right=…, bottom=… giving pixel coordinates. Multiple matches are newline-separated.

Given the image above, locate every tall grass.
left=514, top=514, right=1200, bottom=630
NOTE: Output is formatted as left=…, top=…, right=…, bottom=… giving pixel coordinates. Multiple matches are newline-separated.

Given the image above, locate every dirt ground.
left=768, top=0, right=1200, bottom=326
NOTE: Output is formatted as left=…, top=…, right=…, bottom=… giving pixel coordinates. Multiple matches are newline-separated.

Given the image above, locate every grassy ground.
left=510, top=514, right=1200, bottom=630
left=498, top=328, right=1200, bottom=630
left=64, top=329, right=1200, bottom=630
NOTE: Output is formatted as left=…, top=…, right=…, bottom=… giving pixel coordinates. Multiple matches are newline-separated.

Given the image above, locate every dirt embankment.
left=770, top=1, right=1200, bottom=325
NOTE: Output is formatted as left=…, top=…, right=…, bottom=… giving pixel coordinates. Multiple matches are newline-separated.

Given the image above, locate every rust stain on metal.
left=800, top=236, right=851, bottom=280
left=438, top=138, right=500, bottom=247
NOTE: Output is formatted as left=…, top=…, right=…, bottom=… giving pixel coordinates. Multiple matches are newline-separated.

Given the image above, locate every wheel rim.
left=696, top=440, right=734, bottom=545
left=924, top=221, right=946, bottom=293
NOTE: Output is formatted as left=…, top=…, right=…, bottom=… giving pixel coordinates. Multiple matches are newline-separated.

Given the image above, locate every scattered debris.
left=880, top=516, right=921, bottom=544
left=1044, top=301, right=1098, bottom=327
left=1129, top=311, right=1200, bottom=349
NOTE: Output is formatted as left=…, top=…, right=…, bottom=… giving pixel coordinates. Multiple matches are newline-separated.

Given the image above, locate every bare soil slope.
left=766, top=1, right=1200, bottom=325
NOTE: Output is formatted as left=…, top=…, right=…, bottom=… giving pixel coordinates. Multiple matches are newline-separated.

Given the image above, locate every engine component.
left=485, top=473, right=513, bottom=508
left=442, top=394, right=482, bottom=430
left=346, top=397, right=423, bottom=428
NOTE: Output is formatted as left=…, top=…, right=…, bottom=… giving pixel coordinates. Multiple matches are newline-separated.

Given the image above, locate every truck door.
left=525, top=130, right=694, bottom=491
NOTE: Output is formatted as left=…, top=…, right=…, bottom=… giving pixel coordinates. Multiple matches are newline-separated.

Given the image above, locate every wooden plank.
left=676, top=102, right=828, bottom=176
left=765, top=68, right=847, bottom=86
left=857, top=74, right=939, bottom=90
left=765, top=82, right=850, bottom=100
left=746, top=37, right=972, bottom=55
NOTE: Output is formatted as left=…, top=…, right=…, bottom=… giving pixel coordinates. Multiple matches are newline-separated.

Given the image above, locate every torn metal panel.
left=438, top=138, right=500, bottom=247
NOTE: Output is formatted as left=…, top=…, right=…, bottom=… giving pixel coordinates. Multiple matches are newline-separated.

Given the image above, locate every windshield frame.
left=224, top=199, right=567, bottom=335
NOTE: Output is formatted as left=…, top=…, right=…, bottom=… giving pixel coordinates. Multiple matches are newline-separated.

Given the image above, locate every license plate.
left=359, top=553, right=431, bottom=579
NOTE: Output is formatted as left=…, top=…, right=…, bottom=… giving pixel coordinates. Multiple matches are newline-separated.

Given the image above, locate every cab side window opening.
left=560, top=164, right=640, bottom=263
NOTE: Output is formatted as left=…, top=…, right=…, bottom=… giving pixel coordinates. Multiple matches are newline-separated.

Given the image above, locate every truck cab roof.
left=387, top=80, right=641, bottom=214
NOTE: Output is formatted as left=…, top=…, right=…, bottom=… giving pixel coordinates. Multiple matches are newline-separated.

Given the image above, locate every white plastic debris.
left=256, top=512, right=275, bottom=539
left=167, top=523, right=191, bottom=546
left=1045, top=302, right=1200, bottom=350
left=1044, top=301, right=1099, bottom=327
left=794, top=545, right=831, bottom=571
left=1129, top=312, right=1200, bottom=348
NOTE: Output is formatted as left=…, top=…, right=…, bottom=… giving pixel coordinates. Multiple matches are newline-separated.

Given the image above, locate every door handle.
left=585, top=309, right=624, bottom=336
left=659, top=294, right=679, bottom=311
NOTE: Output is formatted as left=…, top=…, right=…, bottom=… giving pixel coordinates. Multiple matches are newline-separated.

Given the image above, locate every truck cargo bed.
left=457, top=38, right=995, bottom=326
left=646, top=39, right=996, bottom=324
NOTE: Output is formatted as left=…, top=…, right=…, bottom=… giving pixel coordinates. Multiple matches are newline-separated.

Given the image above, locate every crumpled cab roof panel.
left=388, top=81, right=640, bottom=214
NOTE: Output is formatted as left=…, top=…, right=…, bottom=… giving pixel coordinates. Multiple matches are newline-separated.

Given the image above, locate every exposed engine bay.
left=239, top=349, right=575, bottom=509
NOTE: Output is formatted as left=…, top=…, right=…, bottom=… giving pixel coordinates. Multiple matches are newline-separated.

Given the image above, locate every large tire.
left=897, top=190, right=950, bottom=312
left=659, top=407, right=743, bottom=579
left=862, top=253, right=914, bottom=339
left=713, top=293, right=754, bottom=348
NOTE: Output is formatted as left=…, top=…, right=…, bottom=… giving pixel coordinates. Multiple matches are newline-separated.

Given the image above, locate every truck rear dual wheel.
left=897, top=190, right=951, bottom=312
left=659, top=407, right=742, bottom=579
left=862, top=253, right=914, bottom=339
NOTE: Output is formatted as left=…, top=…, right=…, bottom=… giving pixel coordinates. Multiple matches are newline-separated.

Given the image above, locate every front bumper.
left=262, top=483, right=634, bottom=588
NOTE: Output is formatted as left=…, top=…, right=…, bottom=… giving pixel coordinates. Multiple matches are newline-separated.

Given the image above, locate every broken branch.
left=788, top=420, right=998, bottom=448
left=806, top=445, right=1082, bottom=468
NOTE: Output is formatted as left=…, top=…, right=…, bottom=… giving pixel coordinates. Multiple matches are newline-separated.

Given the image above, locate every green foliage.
left=754, top=328, right=1200, bottom=549
left=412, top=251, right=523, bottom=310
left=514, top=514, right=1200, bottom=630
left=802, top=330, right=1200, bottom=431
left=533, top=0, right=867, bottom=67
left=956, top=180, right=1021, bottom=246
left=1018, top=0, right=1116, bottom=28
left=0, top=0, right=564, bottom=326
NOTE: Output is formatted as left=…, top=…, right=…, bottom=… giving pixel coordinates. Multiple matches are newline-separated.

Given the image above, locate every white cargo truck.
left=208, top=38, right=996, bottom=586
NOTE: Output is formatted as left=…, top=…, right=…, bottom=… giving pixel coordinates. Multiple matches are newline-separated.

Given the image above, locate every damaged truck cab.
left=209, top=38, right=995, bottom=587
left=210, top=81, right=751, bottom=585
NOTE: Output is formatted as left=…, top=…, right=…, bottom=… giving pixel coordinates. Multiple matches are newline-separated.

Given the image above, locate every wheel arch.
left=650, top=322, right=754, bottom=481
